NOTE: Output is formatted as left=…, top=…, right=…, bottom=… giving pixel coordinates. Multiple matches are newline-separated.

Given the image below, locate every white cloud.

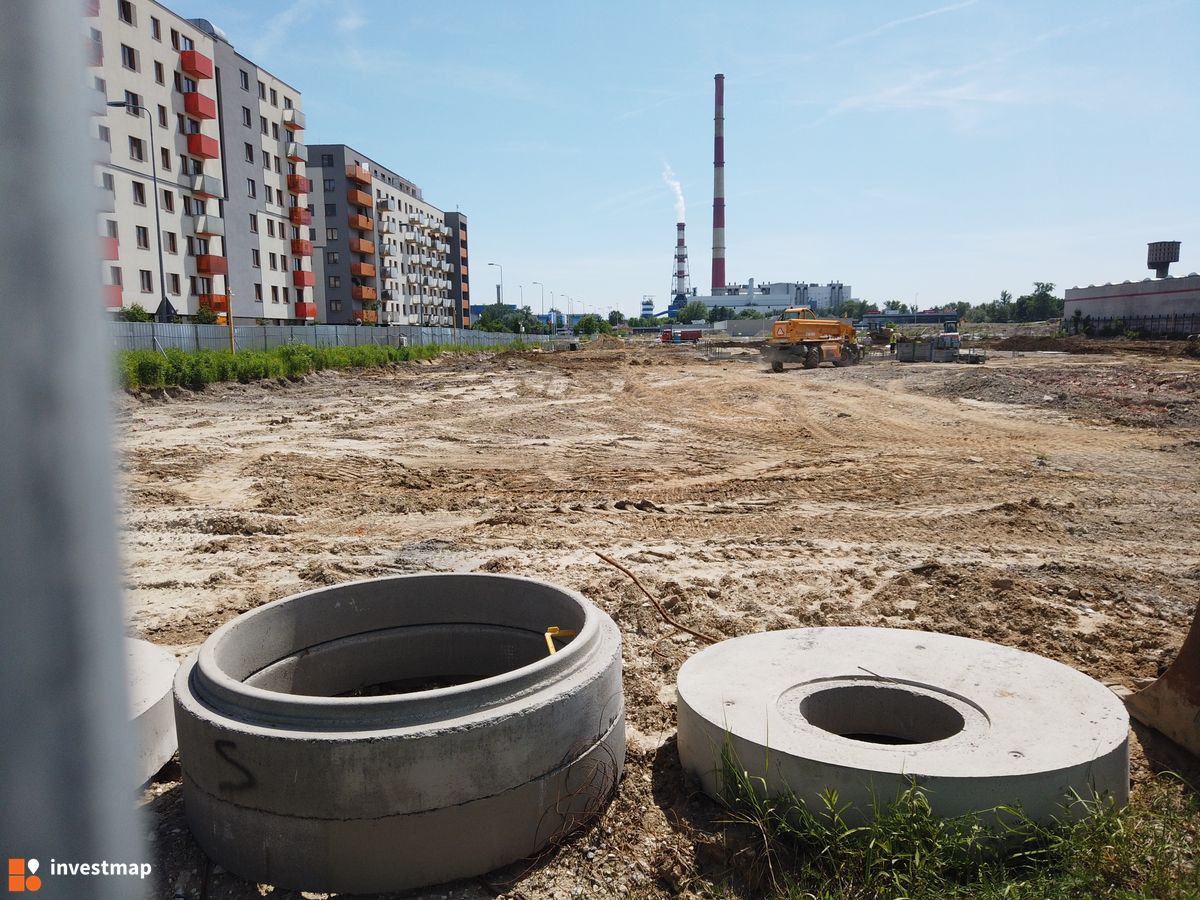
left=834, top=0, right=978, bottom=48
left=248, top=0, right=323, bottom=61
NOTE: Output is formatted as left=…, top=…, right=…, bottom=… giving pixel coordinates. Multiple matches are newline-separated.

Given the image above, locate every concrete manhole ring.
left=677, top=627, right=1128, bottom=823
left=174, top=574, right=624, bottom=894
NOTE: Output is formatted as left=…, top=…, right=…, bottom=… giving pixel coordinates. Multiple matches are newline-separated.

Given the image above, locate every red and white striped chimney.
left=674, top=222, right=690, bottom=298
left=711, top=73, right=726, bottom=294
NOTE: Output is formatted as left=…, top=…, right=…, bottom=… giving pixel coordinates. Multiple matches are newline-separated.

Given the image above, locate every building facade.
left=1064, top=275, right=1200, bottom=322
left=678, top=280, right=854, bottom=317
left=87, top=0, right=227, bottom=317
left=308, top=145, right=463, bottom=326
left=444, top=212, right=470, bottom=327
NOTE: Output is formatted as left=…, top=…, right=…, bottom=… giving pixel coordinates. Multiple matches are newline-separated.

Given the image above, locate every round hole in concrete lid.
left=799, top=683, right=965, bottom=745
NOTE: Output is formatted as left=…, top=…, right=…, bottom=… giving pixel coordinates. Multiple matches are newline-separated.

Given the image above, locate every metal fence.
left=108, top=322, right=550, bottom=353
left=1064, top=314, right=1200, bottom=338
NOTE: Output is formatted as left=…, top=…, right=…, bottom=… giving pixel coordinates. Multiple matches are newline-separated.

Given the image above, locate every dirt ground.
left=118, top=344, right=1200, bottom=899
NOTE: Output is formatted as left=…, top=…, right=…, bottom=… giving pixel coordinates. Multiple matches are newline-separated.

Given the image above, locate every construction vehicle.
left=1125, top=602, right=1200, bottom=757
left=761, top=307, right=862, bottom=372
left=661, top=327, right=703, bottom=343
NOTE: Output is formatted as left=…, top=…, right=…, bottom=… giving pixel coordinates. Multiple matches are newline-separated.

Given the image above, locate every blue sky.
left=184, top=0, right=1198, bottom=316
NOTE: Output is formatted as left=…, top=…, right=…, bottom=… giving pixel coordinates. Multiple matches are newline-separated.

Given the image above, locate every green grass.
left=716, top=743, right=1200, bottom=898
left=116, top=341, right=536, bottom=392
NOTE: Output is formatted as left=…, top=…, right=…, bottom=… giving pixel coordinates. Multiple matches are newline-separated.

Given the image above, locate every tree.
left=705, top=305, right=735, bottom=324
left=574, top=313, right=613, bottom=335
left=472, top=302, right=548, bottom=334
left=607, top=310, right=625, bottom=326
left=119, top=303, right=152, bottom=323
left=673, top=300, right=708, bottom=323
left=193, top=306, right=218, bottom=325
left=735, top=309, right=765, bottom=319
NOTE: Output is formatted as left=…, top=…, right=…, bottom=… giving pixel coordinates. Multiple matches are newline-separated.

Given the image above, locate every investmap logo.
left=7, top=859, right=40, bottom=893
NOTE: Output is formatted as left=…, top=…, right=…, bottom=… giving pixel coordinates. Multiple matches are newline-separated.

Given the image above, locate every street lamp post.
left=532, top=281, right=545, bottom=339
left=107, top=100, right=171, bottom=323
left=487, top=262, right=503, bottom=304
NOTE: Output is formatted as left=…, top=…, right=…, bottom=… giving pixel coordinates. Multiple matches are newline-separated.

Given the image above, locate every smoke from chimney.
left=711, top=73, right=726, bottom=294
left=662, top=162, right=686, bottom=223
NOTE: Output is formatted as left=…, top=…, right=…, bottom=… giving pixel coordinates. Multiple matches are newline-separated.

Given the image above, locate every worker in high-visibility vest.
left=888, top=328, right=898, bottom=354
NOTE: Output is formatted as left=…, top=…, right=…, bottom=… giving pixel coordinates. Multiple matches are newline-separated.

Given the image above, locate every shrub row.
left=117, top=342, right=531, bottom=391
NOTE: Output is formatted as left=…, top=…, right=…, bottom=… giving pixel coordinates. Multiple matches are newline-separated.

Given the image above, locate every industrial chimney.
left=673, top=222, right=691, bottom=303
left=711, top=73, right=726, bottom=295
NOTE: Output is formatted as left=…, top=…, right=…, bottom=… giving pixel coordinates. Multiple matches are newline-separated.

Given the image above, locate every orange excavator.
left=1126, top=604, right=1200, bottom=757
left=761, top=307, right=862, bottom=373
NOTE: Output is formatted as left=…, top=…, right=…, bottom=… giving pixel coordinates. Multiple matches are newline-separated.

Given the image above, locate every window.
left=254, top=283, right=263, bottom=302
left=271, top=285, right=279, bottom=303
left=242, top=106, right=252, bottom=127
left=244, top=142, right=254, bottom=163
left=110, top=266, right=122, bottom=287
left=139, top=270, right=153, bottom=293
left=284, top=96, right=293, bottom=109
left=246, top=178, right=256, bottom=198
left=185, top=236, right=195, bottom=255
left=182, top=76, right=197, bottom=93
left=292, top=257, right=303, bottom=271
left=269, top=88, right=277, bottom=106
left=153, top=61, right=164, bottom=84
left=160, top=147, right=170, bottom=170
left=259, top=116, right=268, bottom=135
left=263, top=186, right=273, bottom=205
left=273, top=156, right=280, bottom=173
left=157, top=104, right=167, bottom=127
left=150, top=16, right=161, bottom=40
left=251, top=249, right=260, bottom=268
left=132, top=181, right=146, bottom=205
left=330, top=300, right=342, bottom=312
left=327, top=275, right=341, bottom=288
left=326, top=251, right=339, bottom=264
left=321, top=178, right=335, bottom=193
left=176, top=113, right=186, bottom=134
left=160, top=189, right=174, bottom=212
left=320, top=154, right=334, bottom=167
left=135, top=226, right=149, bottom=249
left=124, top=89, right=140, bottom=112
left=173, top=72, right=182, bottom=92
left=258, top=81, right=266, bottom=99
left=188, top=276, right=197, bottom=295
left=169, top=28, right=179, bottom=49
left=117, top=1, right=134, bottom=25
left=324, top=203, right=336, bottom=216
left=283, top=287, right=289, bottom=303
left=182, top=196, right=193, bottom=215
left=98, top=124, right=110, bottom=144
left=93, top=75, right=106, bottom=96
left=164, top=232, right=177, bottom=254
left=101, top=172, right=114, bottom=192
left=266, top=219, right=275, bottom=238
left=105, top=220, right=118, bottom=238
left=271, top=123, right=279, bottom=140
left=179, top=34, right=193, bottom=51
left=325, top=227, right=338, bottom=241
left=268, top=253, right=278, bottom=270
left=249, top=214, right=258, bottom=234
left=168, top=274, right=180, bottom=295
left=240, top=70, right=249, bottom=91
left=262, top=151, right=270, bottom=170
left=120, top=44, right=138, bottom=71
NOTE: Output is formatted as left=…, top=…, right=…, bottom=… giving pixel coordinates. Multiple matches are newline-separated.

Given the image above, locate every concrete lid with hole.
left=677, top=627, right=1129, bottom=821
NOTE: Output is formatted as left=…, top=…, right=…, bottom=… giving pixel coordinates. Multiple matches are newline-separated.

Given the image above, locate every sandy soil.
left=119, top=345, right=1200, bottom=899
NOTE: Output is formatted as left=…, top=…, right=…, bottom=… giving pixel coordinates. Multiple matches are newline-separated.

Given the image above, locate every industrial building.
left=308, top=144, right=465, bottom=326
left=667, top=280, right=853, bottom=318
left=1064, top=243, right=1199, bottom=333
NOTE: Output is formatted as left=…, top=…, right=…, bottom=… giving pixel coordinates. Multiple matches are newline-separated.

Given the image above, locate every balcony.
left=295, top=301, right=317, bottom=319
left=190, top=173, right=223, bottom=199
left=186, top=133, right=219, bottom=160
left=195, top=254, right=227, bottom=276
left=286, top=141, right=306, bottom=162
left=377, top=221, right=396, bottom=235
left=379, top=243, right=397, bottom=259
left=289, top=206, right=312, bottom=226
left=103, top=284, right=123, bottom=309
left=345, top=164, right=370, bottom=184
left=292, top=270, right=315, bottom=288
left=282, top=108, right=306, bottom=131
left=346, top=188, right=372, bottom=208
left=183, top=92, right=217, bottom=120
left=352, top=285, right=377, bottom=302
left=198, top=293, right=228, bottom=313
left=350, top=262, right=376, bottom=278
left=99, top=236, right=119, bottom=260
left=348, top=238, right=375, bottom=255
left=179, top=49, right=214, bottom=80
left=377, top=198, right=394, bottom=212
left=193, top=215, right=223, bottom=237
left=347, top=213, right=373, bottom=232
left=353, top=309, right=378, bottom=324
left=290, top=239, right=313, bottom=256
left=287, top=174, right=312, bottom=194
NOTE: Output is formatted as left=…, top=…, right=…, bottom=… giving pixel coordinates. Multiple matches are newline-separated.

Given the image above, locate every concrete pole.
left=0, top=3, right=146, bottom=896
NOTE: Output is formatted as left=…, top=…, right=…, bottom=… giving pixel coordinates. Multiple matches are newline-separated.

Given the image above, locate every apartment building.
left=87, top=0, right=227, bottom=317
left=309, top=145, right=465, bottom=326
left=444, top=212, right=471, bottom=327
left=205, top=24, right=314, bottom=324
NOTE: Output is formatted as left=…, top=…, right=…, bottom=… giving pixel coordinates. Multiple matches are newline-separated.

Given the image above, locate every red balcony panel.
left=287, top=174, right=312, bottom=194
left=295, top=301, right=317, bottom=319
left=353, top=309, right=378, bottom=324
left=184, top=92, right=217, bottom=120
left=179, top=49, right=213, bottom=80
left=352, top=285, right=377, bottom=302
left=347, top=213, right=373, bottom=232
left=195, top=254, right=227, bottom=276
left=103, top=284, right=123, bottom=309
left=289, top=207, right=312, bottom=226
left=345, top=164, right=370, bottom=184
left=290, top=239, right=313, bottom=256
left=198, top=293, right=228, bottom=313
left=350, top=262, right=376, bottom=278
left=292, top=270, right=315, bottom=288
left=346, top=188, right=372, bottom=208
left=186, top=132, right=219, bottom=160
left=348, top=238, right=375, bottom=255
left=99, top=236, right=119, bottom=260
